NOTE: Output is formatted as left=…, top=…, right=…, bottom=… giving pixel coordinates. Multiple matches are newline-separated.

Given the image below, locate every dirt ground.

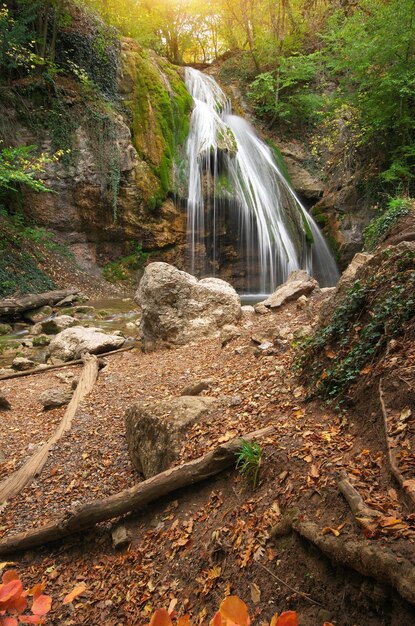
left=1, top=289, right=415, bottom=626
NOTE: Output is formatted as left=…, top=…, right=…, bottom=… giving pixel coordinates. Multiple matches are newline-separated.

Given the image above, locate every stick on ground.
left=0, top=354, right=99, bottom=504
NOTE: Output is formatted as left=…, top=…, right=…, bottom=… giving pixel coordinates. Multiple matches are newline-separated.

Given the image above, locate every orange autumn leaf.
left=18, top=617, right=45, bottom=624
left=210, top=612, right=224, bottom=626
left=177, top=616, right=193, bottom=626
left=63, top=583, right=86, bottom=605
left=2, top=618, right=18, bottom=626
left=13, top=591, right=28, bottom=614
left=31, top=594, right=52, bottom=616
left=149, top=608, right=173, bottom=626
left=0, top=579, right=23, bottom=604
left=219, top=596, right=250, bottom=626
left=2, top=570, right=19, bottom=585
left=28, top=582, right=46, bottom=599
left=273, top=611, right=299, bottom=626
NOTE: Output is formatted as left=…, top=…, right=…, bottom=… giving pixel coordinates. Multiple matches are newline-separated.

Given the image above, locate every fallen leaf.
left=63, top=583, right=86, bottom=604
left=322, top=527, right=340, bottom=537
left=250, top=582, right=261, bottom=604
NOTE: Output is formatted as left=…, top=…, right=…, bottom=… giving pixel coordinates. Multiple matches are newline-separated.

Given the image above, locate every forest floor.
left=1, top=289, right=415, bottom=626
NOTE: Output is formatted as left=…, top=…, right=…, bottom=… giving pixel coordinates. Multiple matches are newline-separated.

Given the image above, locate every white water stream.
left=184, top=67, right=339, bottom=294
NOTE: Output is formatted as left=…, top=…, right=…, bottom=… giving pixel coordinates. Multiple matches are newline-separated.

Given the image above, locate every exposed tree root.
left=0, top=345, right=135, bottom=381
left=0, top=354, right=99, bottom=504
left=379, top=379, right=415, bottom=508
left=337, top=471, right=380, bottom=518
left=0, top=426, right=274, bottom=555
left=291, top=517, right=415, bottom=606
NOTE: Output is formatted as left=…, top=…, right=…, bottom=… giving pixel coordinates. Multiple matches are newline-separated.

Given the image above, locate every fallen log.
left=0, top=426, right=274, bottom=555
left=0, top=354, right=99, bottom=505
left=292, top=517, right=415, bottom=606
left=0, top=289, right=78, bottom=320
left=379, top=379, right=415, bottom=509
left=0, top=345, right=135, bottom=381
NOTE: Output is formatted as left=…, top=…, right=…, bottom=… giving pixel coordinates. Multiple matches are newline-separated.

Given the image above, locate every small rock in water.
left=0, top=323, right=12, bottom=335
left=41, top=315, right=77, bottom=335
left=40, top=388, right=73, bottom=409
left=32, top=334, right=51, bottom=347
left=12, top=357, right=35, bottom=371
left=23, top=305, right=53, bottom=324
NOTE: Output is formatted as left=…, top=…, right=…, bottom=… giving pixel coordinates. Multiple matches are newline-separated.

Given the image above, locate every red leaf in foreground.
left=18, top=616, right=45, bottom=624
left=0, top=580, right=23, bottom=605
left=273, top=611, right=299, bottom=626
left=31, top=594, right=52, bottom=616
left=63, top=583, right=86, bottom=605
left=219, top=596, right=250, bottom=626
left=149, top=608, right=173, bottom=626
left=1, top=571, right=19, bottom=585
left=2, top=617, right=19, bottom=626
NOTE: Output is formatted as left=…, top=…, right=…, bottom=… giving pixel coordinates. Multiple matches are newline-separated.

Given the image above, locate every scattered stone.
left=125, top=322, right=136, bottom=330
left=39, top=388, right=73, bottom=409
left=254, top=303, right=270, bottom=315
left=296, top=295, right=308, bottom=309
left=41, top=315, right=78, bottom=335
left=113, top=330, right=125, bottom=337
left=136, top=262, right=241, bottom=349
left=0, top=368, right=12, bottom=377
left=12, top=356, right=35, bottom=371
left=23, top=305, right=53, bottom=324
left=0, top=450, right=6, bottom=462
left=0, top=394, right=11, bottom=411
left=255, top=341, right=275, bottom=356
left=32, top=334, right=51, bottom=347
left=258, top=270, right=319, bottom=309
left=48, top=327, right=125, bottom=361
left=0, top=323, right=12, bottom=335
left=220, top=324, right=241, bottom=347
left=241, top=305, right=255, bottom=315
left=293, top=325, right=314, bottom=340
left=112, top=525, right=130, bottom=549
left=180, top=379, right=214, bottom=396
left=125, top=396, right=218, bottom=478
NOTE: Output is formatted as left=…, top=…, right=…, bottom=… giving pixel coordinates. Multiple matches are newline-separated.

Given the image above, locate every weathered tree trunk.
left=0, top=354, right=99, bottom=505
left=0, top=426, right=273, bottom=554
left=0, top=289, right=79, bottom=320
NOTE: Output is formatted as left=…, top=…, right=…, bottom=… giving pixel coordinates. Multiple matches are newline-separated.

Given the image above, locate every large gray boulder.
left=256, top=270, right=319, bottom=310
left=47, top=326, right=125, bottom=361
left=125, top=396, right=218, bottom=477
left=135, top=263, right=241, bottom=348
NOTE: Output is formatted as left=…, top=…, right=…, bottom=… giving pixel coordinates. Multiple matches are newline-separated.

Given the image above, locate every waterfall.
left=183, top=67, right=339, bottom=295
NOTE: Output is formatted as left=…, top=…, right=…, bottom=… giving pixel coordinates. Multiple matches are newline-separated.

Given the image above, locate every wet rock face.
left=135, top=262, right=241, bottom=349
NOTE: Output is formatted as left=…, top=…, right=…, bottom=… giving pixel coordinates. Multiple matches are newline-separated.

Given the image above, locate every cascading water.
left=184, top=67, right=339, bottom=295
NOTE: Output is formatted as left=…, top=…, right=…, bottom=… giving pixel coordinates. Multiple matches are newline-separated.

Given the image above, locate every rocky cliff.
left=0, top=10, right=191, bottom=274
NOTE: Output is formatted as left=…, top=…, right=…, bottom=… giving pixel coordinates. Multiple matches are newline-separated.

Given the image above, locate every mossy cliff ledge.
left=3, top=36, right=191, bottom=271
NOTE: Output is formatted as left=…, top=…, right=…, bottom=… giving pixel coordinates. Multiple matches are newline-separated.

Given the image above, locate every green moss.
left=128, top=50, right=192, bottom=207
left=266, top=139, right=292, bottom=184
left=103, top=242, right=149, bottom=283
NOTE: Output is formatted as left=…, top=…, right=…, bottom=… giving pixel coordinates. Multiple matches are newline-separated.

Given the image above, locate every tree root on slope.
left=271, top=510, right=415, bottom=606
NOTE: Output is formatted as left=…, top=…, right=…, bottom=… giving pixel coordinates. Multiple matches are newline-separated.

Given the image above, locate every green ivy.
left=363, top=197, right=412, bottom=251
